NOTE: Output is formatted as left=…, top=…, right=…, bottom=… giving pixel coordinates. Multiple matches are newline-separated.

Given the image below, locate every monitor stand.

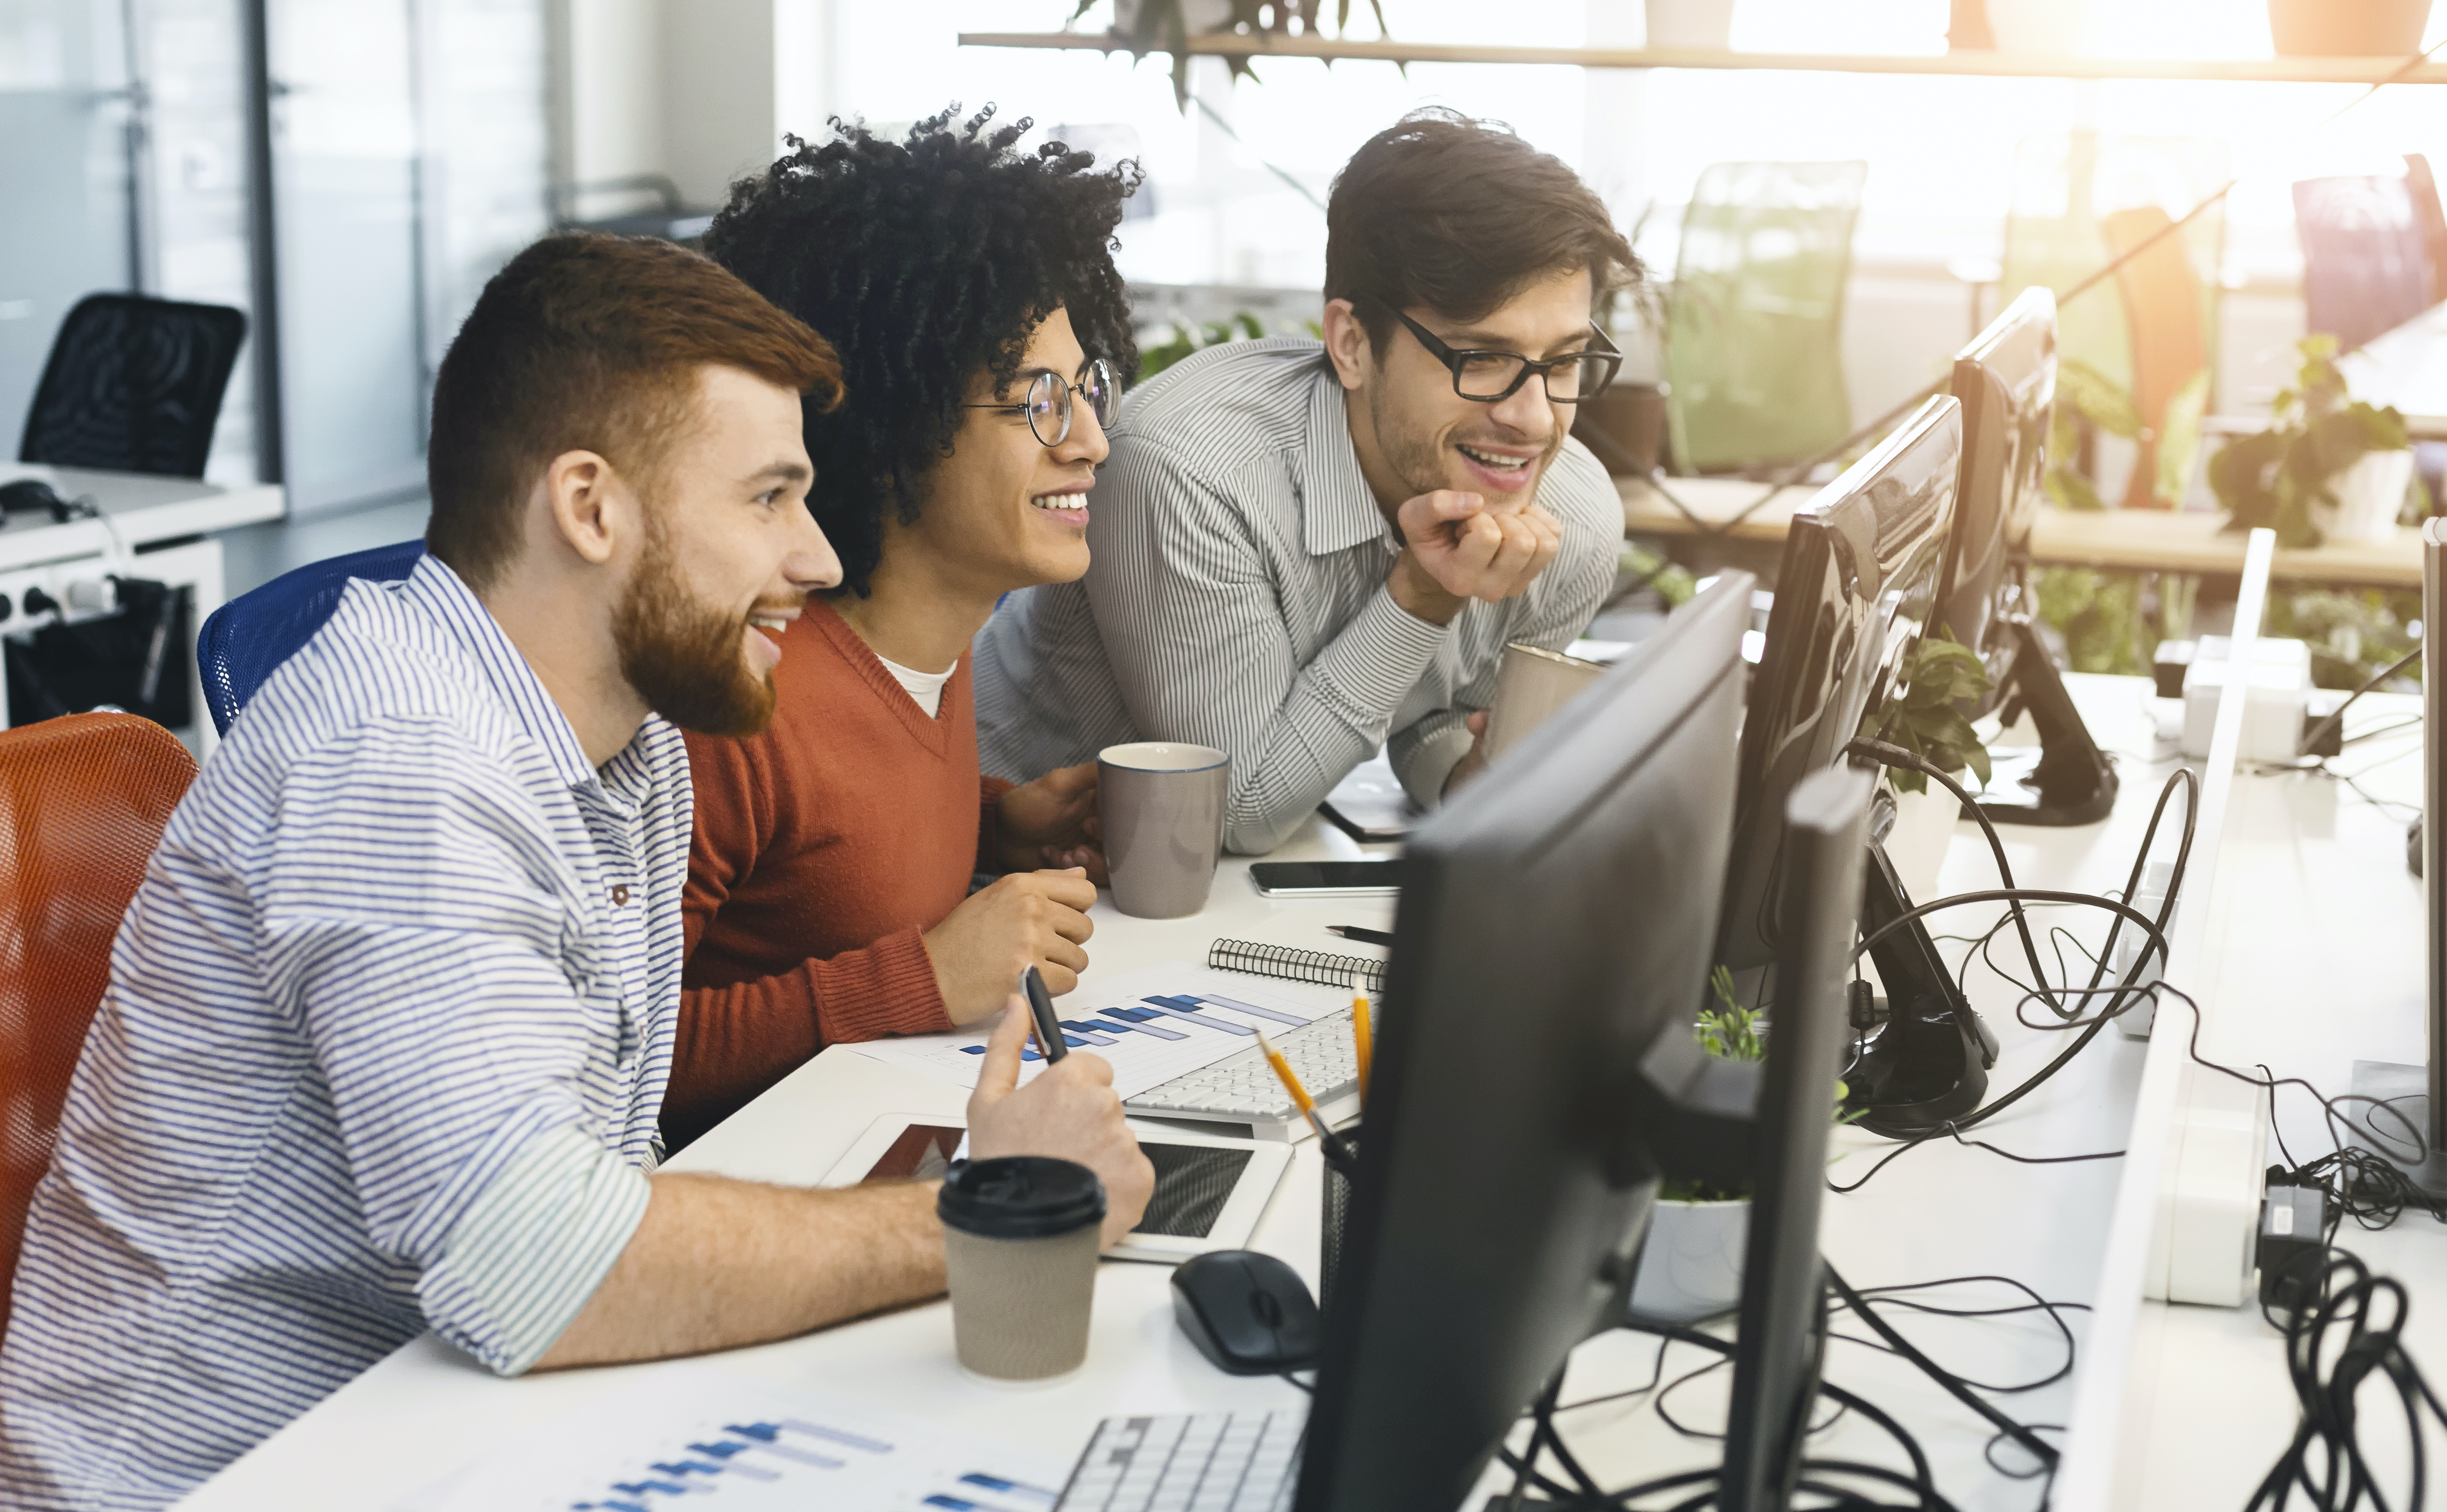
left=2344, top=1061, right=2447, bottom=1202
left=1973, top=618, right=2119, bottom=828
left=1843, top=843, right=2000, bottom=1137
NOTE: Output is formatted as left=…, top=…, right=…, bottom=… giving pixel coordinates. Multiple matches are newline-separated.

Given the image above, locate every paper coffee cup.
left=1481, top=643, right=1607, bottom=765
left=937, top=1156, right=1106, bottom=1383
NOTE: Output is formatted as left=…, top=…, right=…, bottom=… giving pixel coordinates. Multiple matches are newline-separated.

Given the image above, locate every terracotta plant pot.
left=2267, top=0, right=2433, bottom=55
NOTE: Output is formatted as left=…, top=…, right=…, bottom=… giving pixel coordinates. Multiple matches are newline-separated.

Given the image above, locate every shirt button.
left=610, top=884, right=631, bottom=907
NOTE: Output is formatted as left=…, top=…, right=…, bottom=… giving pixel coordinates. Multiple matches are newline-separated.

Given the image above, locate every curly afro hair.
left=703, top=104, right=1141, bottom=597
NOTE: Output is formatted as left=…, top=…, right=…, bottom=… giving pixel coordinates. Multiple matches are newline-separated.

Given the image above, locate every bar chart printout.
left=845, top=962, right=1341, bottom=1101
left=397, top=1367, right=1067, bottom=1512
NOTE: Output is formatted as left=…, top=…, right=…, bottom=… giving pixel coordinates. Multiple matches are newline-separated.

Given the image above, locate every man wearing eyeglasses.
left=976, top=109, right=1638, bottom=854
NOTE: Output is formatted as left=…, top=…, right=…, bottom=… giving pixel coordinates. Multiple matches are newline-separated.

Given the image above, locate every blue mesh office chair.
left=197, top=540, right=424, bottom=737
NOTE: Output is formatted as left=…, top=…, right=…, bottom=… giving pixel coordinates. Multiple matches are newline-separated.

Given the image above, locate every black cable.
left=1604, top=1319, right=1958, bottom=1511
left=2294, top=643, right=2423, bottom=763
left=1847, top=741, right=2194, bottom=1034
left=1830, top=1275, right=2087, bottom=1396
left=2245, top=1248, right=2447, bottom=1512
left=1824, top=1263, right=2060, bottom=1473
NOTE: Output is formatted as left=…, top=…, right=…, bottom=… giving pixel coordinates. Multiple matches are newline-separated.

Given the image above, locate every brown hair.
left=1325, top=108, right=1639, bottom=352
left=426, top=232, right=844, bottom=589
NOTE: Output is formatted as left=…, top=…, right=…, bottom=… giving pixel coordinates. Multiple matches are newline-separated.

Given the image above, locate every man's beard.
left=1368, top=383, right=1556, bottom=502
left=612, top=522, right=778, bottom=739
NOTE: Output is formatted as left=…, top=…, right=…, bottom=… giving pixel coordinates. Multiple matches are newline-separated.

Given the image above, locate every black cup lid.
left=936, top=1156, right=1107, bottom=1239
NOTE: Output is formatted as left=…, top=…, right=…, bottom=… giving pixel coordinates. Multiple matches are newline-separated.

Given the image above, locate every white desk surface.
left=0, top=462, right=283, bottom=571
left=173, top=674, right=2438, bottom=1511
left=2116, top=695, right=2447, bottom=1508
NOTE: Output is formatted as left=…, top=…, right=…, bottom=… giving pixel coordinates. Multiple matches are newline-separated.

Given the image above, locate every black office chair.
left=18, top=294, right=247, bottom=479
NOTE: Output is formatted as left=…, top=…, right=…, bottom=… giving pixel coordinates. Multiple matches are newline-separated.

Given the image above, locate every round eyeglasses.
left=964, top=359, right=1119, bottom=447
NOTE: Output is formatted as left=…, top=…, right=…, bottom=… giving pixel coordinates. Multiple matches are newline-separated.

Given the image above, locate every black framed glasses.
left=1387, top=308, right=1622, bottom=405
left=964, top=359, right=1119, bottom=447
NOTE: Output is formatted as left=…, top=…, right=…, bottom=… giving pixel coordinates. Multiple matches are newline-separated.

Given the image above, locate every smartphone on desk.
left=1248, top=859, right=1402, bottom=898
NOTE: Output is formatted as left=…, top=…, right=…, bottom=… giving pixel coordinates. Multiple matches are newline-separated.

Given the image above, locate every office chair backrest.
left=2294, top=172, right=2437, bottom=355
left=2406, top=155, right=2447, bottom=305
left=2102, top=204, right=2211, bottom=510
left=0, top=713, right=197, bottom=1337
left=18, top=294, right=249, bottom=479
left=1665, top=159, right=1869, bottom=474
left=2001, top=130, right=2229, bottom=410
left=197, top=540, right=426, bottom=739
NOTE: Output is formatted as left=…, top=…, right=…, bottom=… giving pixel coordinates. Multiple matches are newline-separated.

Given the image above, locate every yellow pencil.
left=1256, top=1031, right=1324, bottom=1127
left=1351, top=990, right=1374, bottom=1103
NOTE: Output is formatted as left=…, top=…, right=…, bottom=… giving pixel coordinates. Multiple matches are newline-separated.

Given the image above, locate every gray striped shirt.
left=974, top=336, right=1623, bottom=854
left=0, top=555, right=683, bottom=1512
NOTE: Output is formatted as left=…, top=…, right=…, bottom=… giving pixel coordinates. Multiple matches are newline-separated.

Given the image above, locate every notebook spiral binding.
left=1205, top=938, right=1387, bottom=995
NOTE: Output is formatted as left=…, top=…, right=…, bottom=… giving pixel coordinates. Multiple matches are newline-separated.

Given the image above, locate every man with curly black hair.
left=977, top=109, right=1635, bottom=854
left=663, top=107, right=1143, bottom=1147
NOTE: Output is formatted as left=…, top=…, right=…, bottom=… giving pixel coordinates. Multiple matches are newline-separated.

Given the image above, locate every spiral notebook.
left=1206, top=937, right=1387, bottom=995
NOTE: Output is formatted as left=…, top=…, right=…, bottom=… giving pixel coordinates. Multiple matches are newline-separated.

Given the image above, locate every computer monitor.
left=1940, top=286, right=2119, bottom=827
left=1296, top=574, right=1761, bottom=1512
left=1714, top=394, right=1997, bottom=1135
left=2348, top=515, right=2447, bottom=1198
left=1720, top=764, right=1874, bottom=1512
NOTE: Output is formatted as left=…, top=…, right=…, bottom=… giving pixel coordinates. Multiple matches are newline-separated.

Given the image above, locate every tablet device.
left=821, top=1113, right=1292, bottom=1265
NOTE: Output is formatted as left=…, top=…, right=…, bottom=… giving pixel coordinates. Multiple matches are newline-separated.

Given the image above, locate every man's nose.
left=787, top=505, right=843, bottom=592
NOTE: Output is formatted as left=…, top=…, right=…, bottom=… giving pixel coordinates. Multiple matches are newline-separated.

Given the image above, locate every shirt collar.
left=1294, top=364, right=1400, bottom=559
left=399, top=554, right=625, bottom=793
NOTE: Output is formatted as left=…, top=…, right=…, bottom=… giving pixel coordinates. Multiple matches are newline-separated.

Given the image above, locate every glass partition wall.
left=0, top=0, right=546, bottom=513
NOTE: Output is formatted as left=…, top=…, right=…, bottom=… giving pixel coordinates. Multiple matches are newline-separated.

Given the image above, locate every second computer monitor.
left=1717, top=395, right=1962, bottom=981
left=1937, top=286, right=2057, bottom=714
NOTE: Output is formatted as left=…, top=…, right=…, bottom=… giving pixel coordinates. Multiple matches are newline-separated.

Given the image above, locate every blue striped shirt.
left=0, top=556, right=687, bottom=1512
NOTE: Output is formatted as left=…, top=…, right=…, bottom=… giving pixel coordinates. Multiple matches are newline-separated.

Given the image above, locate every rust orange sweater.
left=669, top=600, right=1010, bottom=1149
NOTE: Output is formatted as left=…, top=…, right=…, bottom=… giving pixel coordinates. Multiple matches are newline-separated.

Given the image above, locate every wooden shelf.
left=1619, top=476, right=2424, bottom=587
left=960, top=32, right=2447, bottom=84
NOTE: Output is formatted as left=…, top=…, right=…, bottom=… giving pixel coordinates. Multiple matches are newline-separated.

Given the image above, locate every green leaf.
left=2047, top=466, right=2107, bottom=513
left=2057, top=359, right=2142, bottom=438
left=2155, top=369, right=2210, bottom=507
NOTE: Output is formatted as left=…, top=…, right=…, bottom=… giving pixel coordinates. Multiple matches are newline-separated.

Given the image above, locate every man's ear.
left=536, top=449, right=629, bottom=567
left=1322, top=298, right=1376, bottom=394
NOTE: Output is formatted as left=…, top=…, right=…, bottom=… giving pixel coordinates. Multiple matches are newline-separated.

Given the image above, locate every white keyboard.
left=1054, top=1410, right=1305, bottom=1512
left=1124, top=1007, right=1361, bottom=1134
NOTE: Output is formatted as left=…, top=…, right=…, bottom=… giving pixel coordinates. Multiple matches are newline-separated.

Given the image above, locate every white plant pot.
left=1628, top=1195, right=1749, bottom=1321
left=1883, top=783, right=1961, bottom=906
left=1644, top=0, right=1736, bottom=49
left=2315, top=449, right=2415, bottom=545
left=1981, top=0, right=2091, bottom=53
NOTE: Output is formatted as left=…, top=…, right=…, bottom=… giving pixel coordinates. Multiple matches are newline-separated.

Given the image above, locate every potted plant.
left=1087, top=0, right=1390, bottom=105
left=1854, top=630, right=1990, bottom=893
left=2267, top=0, right=2433, bottom=57
left=1628, top=974, right=1762, bottom=1321
left=1629, top=972, right=1860, bottom=1321
left=2210, top=334, right=2414, bottom=549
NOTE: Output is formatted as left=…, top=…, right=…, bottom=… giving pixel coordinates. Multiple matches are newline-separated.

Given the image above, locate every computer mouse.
left=1170, top=1249, right=1320, bottom=1376
left=0, top=478, right=66, bottom=522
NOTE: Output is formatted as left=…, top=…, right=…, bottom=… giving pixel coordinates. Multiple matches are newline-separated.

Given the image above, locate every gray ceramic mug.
left=1097, top=741, right=1229, bottom=919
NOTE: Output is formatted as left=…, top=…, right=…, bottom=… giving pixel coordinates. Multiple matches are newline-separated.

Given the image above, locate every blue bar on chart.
left=1135, top=999, right=1254, bottom=1035
left=1096, top=1007, right=1187, bottom=1040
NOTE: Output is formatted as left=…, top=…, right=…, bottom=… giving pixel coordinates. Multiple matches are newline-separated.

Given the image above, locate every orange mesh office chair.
left=0, top=714, right=196, bottom=1335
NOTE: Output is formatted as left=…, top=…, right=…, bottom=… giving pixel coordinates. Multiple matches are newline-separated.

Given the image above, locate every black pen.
left=1326, top=924, right=1396, bottom=947
left=1020, top=966, right=1068, bottom=1062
